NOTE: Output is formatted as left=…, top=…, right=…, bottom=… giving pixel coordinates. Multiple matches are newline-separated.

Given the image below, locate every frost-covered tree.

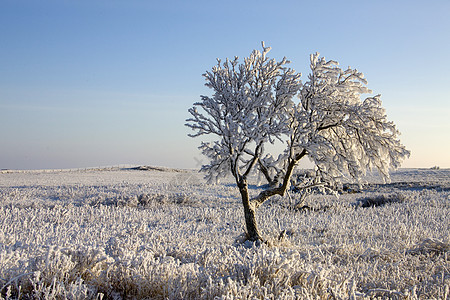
left=186, top=43, right=410, bottom=242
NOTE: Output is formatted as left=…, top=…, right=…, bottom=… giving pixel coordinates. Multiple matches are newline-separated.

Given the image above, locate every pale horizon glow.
left=1, top=0, right=449, bottom=170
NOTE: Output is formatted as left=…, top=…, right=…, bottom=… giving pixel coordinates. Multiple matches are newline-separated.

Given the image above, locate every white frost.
left=0, top=167, right=449, bottom=299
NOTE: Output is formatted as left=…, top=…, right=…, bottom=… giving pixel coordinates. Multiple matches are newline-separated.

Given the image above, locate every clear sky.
left=1, top=0, right=449, bottom=170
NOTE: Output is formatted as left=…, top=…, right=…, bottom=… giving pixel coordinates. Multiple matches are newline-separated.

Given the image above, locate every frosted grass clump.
left=0, top=167, right=449, bottom=299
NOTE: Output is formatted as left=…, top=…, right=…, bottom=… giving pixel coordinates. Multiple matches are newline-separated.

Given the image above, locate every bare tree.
left=186, top=43, right=410, bottom=242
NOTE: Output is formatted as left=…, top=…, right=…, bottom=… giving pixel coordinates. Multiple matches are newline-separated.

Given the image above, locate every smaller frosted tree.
left=186, top=43, right=410, bottom=242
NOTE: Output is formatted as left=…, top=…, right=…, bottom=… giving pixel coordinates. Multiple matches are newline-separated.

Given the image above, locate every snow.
left=0, top=167, right=449, bottom=299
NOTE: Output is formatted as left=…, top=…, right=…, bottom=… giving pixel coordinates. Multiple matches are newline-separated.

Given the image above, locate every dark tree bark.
left=237, top=179, right=262, bottom=242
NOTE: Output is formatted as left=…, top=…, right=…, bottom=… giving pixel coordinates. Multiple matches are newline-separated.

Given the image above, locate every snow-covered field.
left=0, top=167, right=449, bottom=299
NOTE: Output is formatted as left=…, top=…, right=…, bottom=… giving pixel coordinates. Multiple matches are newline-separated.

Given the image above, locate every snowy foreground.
left=0, top=167, right=449, bottom=299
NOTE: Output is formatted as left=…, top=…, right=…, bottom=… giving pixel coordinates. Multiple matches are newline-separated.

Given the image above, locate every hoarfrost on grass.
left=0, top=167, right=449, bottom=299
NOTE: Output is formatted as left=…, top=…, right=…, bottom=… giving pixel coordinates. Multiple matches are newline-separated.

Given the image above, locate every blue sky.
left=1, top=0, right=449, bottom=170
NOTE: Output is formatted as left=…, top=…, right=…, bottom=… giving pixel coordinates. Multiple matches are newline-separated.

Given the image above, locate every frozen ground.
left=0, top=167, right=449, bottom=299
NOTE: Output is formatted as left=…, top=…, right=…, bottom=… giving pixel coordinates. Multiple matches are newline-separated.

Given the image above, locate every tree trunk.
left=235, top=150, right=308, bottom=243
left=237, top=180, right=263, bottom=242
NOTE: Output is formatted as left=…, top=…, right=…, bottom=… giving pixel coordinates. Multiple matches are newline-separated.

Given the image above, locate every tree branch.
left=258, top=158, right=273, bottom=184
left=251, top=149, right=307, bottom=209
left=243, top=142, right=263, bottom=179
left=317, top=122, right=340, bottom=131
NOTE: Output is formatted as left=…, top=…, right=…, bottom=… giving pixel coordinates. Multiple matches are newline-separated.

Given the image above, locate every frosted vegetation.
left=186, top=43, right=410, bottom=242
left=0, top=167, right=449, bottom=299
